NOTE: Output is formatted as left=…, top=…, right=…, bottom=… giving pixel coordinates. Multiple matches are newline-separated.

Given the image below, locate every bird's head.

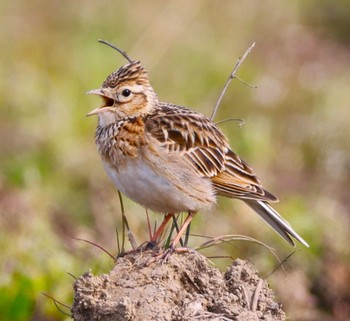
left=87, top=41, right=158, bottom=126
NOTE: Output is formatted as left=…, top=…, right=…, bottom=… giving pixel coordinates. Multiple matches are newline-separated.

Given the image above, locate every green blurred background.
left=1, top=1, right=349, bottom=320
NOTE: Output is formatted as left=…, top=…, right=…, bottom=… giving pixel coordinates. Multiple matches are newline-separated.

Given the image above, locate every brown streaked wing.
left=224, top=149, right=261, bottom=185
left=212, top=169, right=279, bottom=202
left=145, top=104, right=228, bottom=178
left=145, top=102, right=278, bottom=203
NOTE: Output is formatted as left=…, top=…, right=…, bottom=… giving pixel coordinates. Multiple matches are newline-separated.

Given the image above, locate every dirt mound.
left=72, top=250, right=285, bottom=321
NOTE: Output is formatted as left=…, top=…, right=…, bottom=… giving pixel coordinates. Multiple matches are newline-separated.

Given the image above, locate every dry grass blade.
left=193, top=233, right=282, bottom=264
left=206, top=255, right=236, bottom=260
left=118, top=190, right=138, bottom=251
left=251, top=279, right=264, bottom=311
left=115, top=226, right=121, bottom=255
left=74, top=238, right=115, bottom=260
left=67, top=272, right=77, bottom=280
left=172, top=214, right=184, bottom=247
left=195, top=234, right=244, bottom=257
left=117, top=190, right=126, bottom=253
left=163, top=222, right=174, bottom=249
left=234, top=75, right=257, bottom=88
left=184, top=220, right=191, bottom=247
left=164, top=213, right=184, bottom=249
left=146, top=209, right=152, bottom=241
left=161, top=214, right=176, bottom=249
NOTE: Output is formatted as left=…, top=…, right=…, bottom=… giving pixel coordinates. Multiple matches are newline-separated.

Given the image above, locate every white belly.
left=102, top=158, right=215, bottom=213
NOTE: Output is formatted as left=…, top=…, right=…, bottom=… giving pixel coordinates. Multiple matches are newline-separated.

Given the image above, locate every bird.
left=87, top=41, right=309, bottom=252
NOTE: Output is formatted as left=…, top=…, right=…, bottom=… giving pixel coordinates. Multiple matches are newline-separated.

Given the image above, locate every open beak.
left=86, top=88, right=114, bottom=116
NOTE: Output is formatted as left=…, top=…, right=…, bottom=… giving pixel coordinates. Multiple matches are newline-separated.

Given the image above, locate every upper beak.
left=86, top=88, right=106, bottom=96
left=86, top=88, right=114, bottom=116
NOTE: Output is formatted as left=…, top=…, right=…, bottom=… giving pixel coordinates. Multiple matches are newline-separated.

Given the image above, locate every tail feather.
left=244, top=200, right=309, bottom=247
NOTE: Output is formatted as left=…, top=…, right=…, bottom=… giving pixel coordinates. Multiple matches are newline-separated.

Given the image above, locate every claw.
left=160, top=244, right=176, bottom=261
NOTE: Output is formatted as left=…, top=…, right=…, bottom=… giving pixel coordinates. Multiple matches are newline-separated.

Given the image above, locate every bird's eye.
left=121, top=89, right=131, bottom=97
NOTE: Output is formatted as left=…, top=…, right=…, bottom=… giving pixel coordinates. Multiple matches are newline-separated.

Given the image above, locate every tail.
left=244, top=199, right=309, bottom=247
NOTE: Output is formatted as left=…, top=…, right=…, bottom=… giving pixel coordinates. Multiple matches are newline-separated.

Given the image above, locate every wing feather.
left=145, top=103, right=227, bottom=178
left=145, top=102, right=278, bottom=202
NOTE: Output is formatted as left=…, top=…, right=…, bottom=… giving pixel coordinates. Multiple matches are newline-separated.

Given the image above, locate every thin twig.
left=215, top=118, right=245, bottom=127
left=234, top=75, right=257, bottom=88
left=210, top=42, right=256, bottom=121
left=66, top=272, right=77, bottom=280
left=98, top=39, right=133, bottom=63
left=41, top=292, right=71, bottom=317
left=264, top=250, right=297, bottom=279
left=174, top=45, right=255, bottom=243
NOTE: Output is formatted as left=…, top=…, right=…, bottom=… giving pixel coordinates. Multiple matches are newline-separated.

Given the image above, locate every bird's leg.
left=149, top=213, right=174, bottom=247
left=171, top=214, right=184, bottom=247
left=167, top=211, right=196, bottom=253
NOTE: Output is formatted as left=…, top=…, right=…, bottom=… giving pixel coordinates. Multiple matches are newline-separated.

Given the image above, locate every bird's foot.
left=158, top=245, right=193, bottom=262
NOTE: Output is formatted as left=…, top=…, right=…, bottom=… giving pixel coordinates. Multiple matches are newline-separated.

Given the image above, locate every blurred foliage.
left=0, top=1, right=349, bottom=320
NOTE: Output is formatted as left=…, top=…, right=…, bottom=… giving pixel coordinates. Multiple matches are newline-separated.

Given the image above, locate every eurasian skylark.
left=87, top=44, right=309, bottom=251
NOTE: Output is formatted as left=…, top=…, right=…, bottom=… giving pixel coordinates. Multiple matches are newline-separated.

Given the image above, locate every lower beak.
left=86, top=106, right=114, bottom=117
left=86, top=107, right=102, bottom=116
left=86, top=88, right=113, bottom=116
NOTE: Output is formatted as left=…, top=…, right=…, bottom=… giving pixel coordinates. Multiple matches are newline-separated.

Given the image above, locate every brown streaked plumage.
left=87, top=55, right=309, bottom=250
